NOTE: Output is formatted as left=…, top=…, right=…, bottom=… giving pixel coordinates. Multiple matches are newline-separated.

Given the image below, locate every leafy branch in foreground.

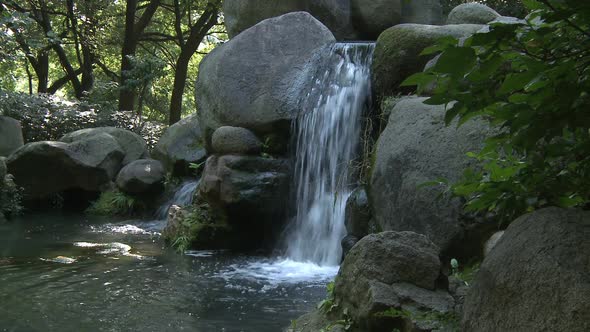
left=403, top=0, right=590, bottom=223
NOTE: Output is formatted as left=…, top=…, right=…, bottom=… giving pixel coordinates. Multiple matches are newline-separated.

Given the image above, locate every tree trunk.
left=168, top=2, right=219, bottom=125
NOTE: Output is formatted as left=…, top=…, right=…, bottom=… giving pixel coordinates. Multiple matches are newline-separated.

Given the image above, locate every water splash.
left=156, top=180, right=200, bottom=220
left=286, top=43, right=375, bottom=266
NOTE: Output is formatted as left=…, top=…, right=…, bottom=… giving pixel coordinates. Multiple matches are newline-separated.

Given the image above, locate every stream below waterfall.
left=0, top=213, right=334, bottom=332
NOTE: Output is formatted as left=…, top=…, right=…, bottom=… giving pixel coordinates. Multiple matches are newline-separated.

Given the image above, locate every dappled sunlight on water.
left=0, top=213, right=330, bottom=332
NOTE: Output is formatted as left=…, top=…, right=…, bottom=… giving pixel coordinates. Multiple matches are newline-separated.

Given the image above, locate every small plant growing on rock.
left=318, top=281, right=338, bottom=313
left=86, top=190, right=141, bottom=216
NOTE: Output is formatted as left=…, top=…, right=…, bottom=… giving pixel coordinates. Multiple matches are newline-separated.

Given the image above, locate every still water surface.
left=0, top=213, right=336, bottom=332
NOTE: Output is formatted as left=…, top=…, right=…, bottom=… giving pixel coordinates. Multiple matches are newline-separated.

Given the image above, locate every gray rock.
left=196, top=12, right=335, bottom=146
left=223, top=0, right=306, bottom=38
left=370, top=96, right=490, bottom=253
left=462, top=208, right=590, bottom=332
left=116, top=159, right=165, bottom=195
left=0, top=116, right=24, bottom=157
left=199, top=155, right=291, bottom=245
left=211, top=126, right=262, bottom=155
left=7, top=135, right=125, bottom=198
left=351, top=0, right=402, bottom=39
left=152, top=114, right=206, bottom=174
left=447, top=3, right=500, bottom=25
left=401, top=0, right=444, bottom=25
left=372, top=23, right=484, bottom=97
left=0, top=157, right=6, bottom=180
left=345, top=187, right=371, bottom=237
left=61, top=127, right=148, bottom=165
left=336, top=231, right=441, bottom=298
left=341, top=234, right=360, bottom=259
left=483, top=230, right=504, bottom=257
left=307, top=0, right=359, bottom=40
left=223, top=0, right=358, bottom=40
left=334, top=231, right=445, bottom=331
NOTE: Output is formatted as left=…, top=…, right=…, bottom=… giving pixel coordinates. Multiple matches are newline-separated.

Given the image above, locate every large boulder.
left=61, top=127, right=148, bottom=165
left=7, top=135, right=125, bottom=198
left=152, top=114, right=206, bottom=174
left=223, top=0, right=306, bottom=38
left=447, top=3, right=500, bottom=25
left=370, top=96, right=490, bottom=254
left=223, top=0, right=358, bottom=40
left=372, top=23, right=484, bottom=98
left=334, top=232, right=452, bottom=331
left=401, top=0, right=444, bottom=25
left=462, top=208, right=590, bottom=332
left=211, top=126, right=262, bottom=155
left=199, top=155, right=290, bottom=247
left=196, top=12, right=335, bottom=147
left=351, top=0, right=402, bottom=40
left=0, top=116, right=24, bottom=157
left=306, top=0, right=358, bottom=40
left=116, top=159, right=165, bottom=195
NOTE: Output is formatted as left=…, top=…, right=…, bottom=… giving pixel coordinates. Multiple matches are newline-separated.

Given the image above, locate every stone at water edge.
left=152, top=113, right=206, bottom=174
left=370, top=96, right=491, bottom=255
left=61, top=127, right=148, bottom=165
left=211, top=126, right=262, bottom=155
left=196, top=11, right=335, bottom=148
left=344, top=187, right=371, bottom=238
left=198, top=155, right=290, bottom=248
left=7, top=135, right=125, bottom=199
left=0, top=115, right=24, bottom=157
left=116, top=159, right=166, bottom=195
left=462, top=207, right=590, bottom=332
left=447, top=3, right=501, bottom=25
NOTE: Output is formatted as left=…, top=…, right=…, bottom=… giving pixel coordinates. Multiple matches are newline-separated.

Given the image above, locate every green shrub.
left=86, top=190, right=141, bottom=216
left=0, top=91, right=165, bottom=148
left=403, top=0, right=590, bottom=223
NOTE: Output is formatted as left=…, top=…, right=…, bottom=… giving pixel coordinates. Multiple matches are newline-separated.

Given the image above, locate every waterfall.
left=286, top=43, right=375, bottom=266
left=156, top=180, right=200, bottom=220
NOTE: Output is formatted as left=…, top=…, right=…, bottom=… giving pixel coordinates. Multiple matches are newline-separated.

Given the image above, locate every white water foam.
left=216, top=258, right=339, bottom=286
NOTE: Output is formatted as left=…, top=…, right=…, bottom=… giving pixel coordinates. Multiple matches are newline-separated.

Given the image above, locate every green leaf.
left=433, top=47, right=477, bottom=77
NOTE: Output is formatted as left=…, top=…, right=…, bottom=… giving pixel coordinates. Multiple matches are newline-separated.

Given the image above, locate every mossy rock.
left=372, top=23, right=484, bottom=98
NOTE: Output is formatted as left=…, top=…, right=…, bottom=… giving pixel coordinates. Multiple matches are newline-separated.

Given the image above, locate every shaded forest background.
left=0, top=0, right=521, bottom=145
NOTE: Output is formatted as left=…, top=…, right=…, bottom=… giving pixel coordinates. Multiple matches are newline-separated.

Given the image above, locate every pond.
left=0, top=214, right=337, bottom=332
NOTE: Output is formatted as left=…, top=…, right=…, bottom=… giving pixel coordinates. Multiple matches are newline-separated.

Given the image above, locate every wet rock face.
left=116, top=159, right=166, bottom=195
left=0, top=116, right=24, bottom=157
left=198, top=155, right=291, bottom=248
left=462, top=207, right=590, bottom=332
left=196, top=12, right=335, bottom=148
left=370, top=96, right=490, bottom=254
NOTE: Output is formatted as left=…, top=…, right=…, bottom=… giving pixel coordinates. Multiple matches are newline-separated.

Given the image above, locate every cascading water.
left=286, top=42, right=375, bottom=266
left=156, top=180, right=200, bottom=220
